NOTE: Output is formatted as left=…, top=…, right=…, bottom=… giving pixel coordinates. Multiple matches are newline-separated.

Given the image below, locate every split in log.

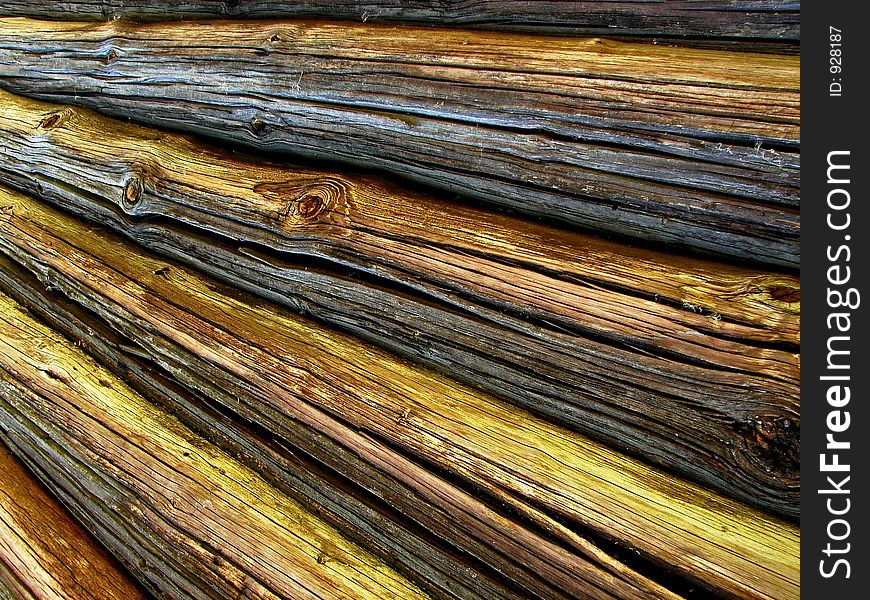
left=0, top=16, right=800, bottom=266
left=0, top=1, right=801, bottom=42
left=0, top=185, right=800, bottom=599
left=0, top=291, right=440, bottom=600
left=0, top=91, right=800, bottom=518
left=0, top=438, right=146, bottom=600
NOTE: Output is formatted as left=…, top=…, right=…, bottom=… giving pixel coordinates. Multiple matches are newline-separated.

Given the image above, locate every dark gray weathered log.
left=0, top=17, right=800, bottom=266
left=0, top=0, right=801, bottom=41
left=0, top=0, right=800, bottom=48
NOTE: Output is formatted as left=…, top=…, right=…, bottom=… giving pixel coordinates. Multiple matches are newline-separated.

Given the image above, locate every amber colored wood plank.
left=0, top=16, right=799, bottom=266
left=0, top=1, right=800, bottom=41
left=0, top=441, right=145, bottom=600
left=0, top=90, right=799, bottom=518
left=0, top=186, right=798, bottom=599
left=0, top=292, right=434, bottom=600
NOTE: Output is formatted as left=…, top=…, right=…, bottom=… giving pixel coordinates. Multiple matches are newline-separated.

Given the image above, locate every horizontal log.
left=0, top=256, right=673, bottom=600
left=0, top=1, right=800, bottom=41
left=0, top=17, right=800, bottom=266
left=0, top=292, right=438, bottom=600
left=0, top=91, right=800, bottom=518
left=0, top=91, right=800, bottom=346
left=0, top=439, right=145, bottom=600
left=0, top=185, right=799, bottom=599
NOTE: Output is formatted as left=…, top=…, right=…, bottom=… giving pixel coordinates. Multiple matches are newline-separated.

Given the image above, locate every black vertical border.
left=802, top=1, right=868, bottom=596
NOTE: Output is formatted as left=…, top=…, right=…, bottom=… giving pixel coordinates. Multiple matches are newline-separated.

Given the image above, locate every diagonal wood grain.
left=0, top=291, right=436, bottom=600
left=0, top=253, right=676, bottom=600
left=0, top=185, right=799, bottom=599
left=0, top=439, right=146, bottom=600
left=0, top=91, right=800, bottom=517
left=0, top=16, right=799, bottom=265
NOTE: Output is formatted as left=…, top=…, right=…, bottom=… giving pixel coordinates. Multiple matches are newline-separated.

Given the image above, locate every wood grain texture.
left=0, top=0, right=800, bottom=41
left=0, top=16, right=800, bottom=266
left=0, top=256, right=675, bottom=600
left=0, top=291, right=436, bottom=600
left=0, top=186, right=799, bottom=599
left=0, top=440, right=145, bottom=600
left=0, top=91, right=800, bottom=518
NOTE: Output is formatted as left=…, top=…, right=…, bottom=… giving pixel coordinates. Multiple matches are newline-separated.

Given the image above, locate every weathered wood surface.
left=0, top=1, right=801, bottom=41
left=0, top=17, right=800, bottom=266
left=0, top=258, right=675, bottom=600
left=0, top=291, right=440, bottom=600
left=0, top=91, right=800, bottom=518
left=0, top=186, right=800, bottom=599
left=0, top=440, right=146, bottom=600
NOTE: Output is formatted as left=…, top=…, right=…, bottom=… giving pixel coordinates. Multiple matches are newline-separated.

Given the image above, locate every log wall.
left=0, top=4, right=800, bottom=598
left=0, top=289, right=436, bottom=600
left=0, top=1, right=800, bottom=42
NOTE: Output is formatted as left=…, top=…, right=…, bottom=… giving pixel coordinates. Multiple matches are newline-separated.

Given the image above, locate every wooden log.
left=0, top=439, right=146, bottom=600
left=0, top=1, right=801, bottom=42
left=0, top=91, right=800, bottom=518
left=0, top=292, right=443, bottom=600
left=0, top=256, right=675, bottom=600
left=0, top=16, right=800, bottom=266
left=0, top=186, right=800, bottom=599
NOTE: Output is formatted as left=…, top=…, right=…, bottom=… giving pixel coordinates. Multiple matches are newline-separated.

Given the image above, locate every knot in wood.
left=297, top=191, right=325, bottom=219
left=734, top=415, right=799, bottom=480
left=38, top=111, right=67, bottom=130
left=293, top=179, right=349, bottom=220
left=122, top=176, right=143, bottom=210
left=255, top=178, right=348, bottom=223
left=249, top=117, right=266, bottom=135
left=266, top=29, right=291, bottom=45
left=767, top=284, right=800, bottom=304
left=265, top=26, right=305, bottom=46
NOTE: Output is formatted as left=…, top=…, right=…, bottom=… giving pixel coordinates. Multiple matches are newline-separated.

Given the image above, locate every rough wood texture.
left=0, top=257, right=674, bottom=600
left=0, top=91, right=800, bottom=518
left=0, top=440, right=145, bottom=600
left=0, top=291, right=438, bottom=600
left=0, top=186, right=800, bottom=600
left=0, top=1, right=801, bottom=41
left=0, top=16, right=800, bottom=266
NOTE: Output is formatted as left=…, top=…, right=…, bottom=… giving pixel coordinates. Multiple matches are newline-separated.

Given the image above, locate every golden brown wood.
left=1, top=251, right=664, bottom=600
left=0, top=185, right=799, bottom=599
left=0, top=441, right=145, bottom=600
left=0, top=202, right=678, bottom=599
left=0, top=291, right=433, bottom=600
left=0, top=90, right=800, bottom=517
